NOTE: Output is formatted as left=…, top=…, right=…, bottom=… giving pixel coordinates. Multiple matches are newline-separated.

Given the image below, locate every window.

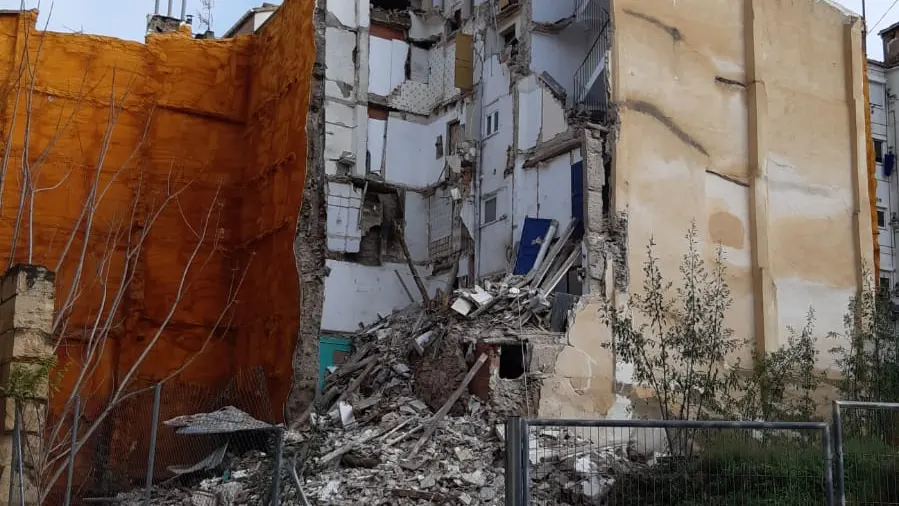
left=483, top=195, right=497, bottom=224
left=435, top=135, right=444, bottom=158
left=878, top=208, right=887, bottom=229
left=875, top=139, right=885, bottom=163
left=485, top=110, right=499, bottom=136
left=881, top=276, right=892, bottom=290
left=446, top=9, right=461, bottom=33
left=500, top=26, right=518, bottom=60
left=446, top=120, right=461, bottom=154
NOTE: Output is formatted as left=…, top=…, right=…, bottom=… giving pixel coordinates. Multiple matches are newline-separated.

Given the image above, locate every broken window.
left=446, top=120, right=461, bottom=155
left=499, top=344, right=528, bottom=379
left=436, top=135, right=444, bottom=158
left=345, top=188, right=405, bottom=266
left=500, top=26, right=518, bottom=60
left=447, top=9, right=461, bottom=33
left=483, top=195, right=498, bottom=224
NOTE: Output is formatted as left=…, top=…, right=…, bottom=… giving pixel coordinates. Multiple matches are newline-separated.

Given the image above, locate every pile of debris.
left=116, top=219, right=601, bottom=504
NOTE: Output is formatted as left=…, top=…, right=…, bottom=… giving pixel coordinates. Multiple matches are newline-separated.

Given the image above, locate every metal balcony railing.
left=574, top=0, right=605, bottom=27
left=572, top=1, right=611, bottom=117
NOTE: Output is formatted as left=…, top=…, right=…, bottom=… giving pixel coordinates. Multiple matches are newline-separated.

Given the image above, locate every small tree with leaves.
left=603, top=224, right=825, bottom=443
left=601, top=224, right=740, bottom=455
left=830, top=276, right=899, bottom=441
left=724, top=310, right=820, bottom=422
left=832, top=276, right=899, bottom=404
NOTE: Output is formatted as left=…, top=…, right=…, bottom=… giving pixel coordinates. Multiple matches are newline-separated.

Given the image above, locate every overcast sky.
left=0, top=0, right=895, bottom=59
left=0, top=0, right=280, bottom=40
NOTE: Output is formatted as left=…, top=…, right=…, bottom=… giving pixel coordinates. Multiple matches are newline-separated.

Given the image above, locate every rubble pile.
left=115, top=219, right=599, bottom=504
left=528, top=428, right=647, bottom=505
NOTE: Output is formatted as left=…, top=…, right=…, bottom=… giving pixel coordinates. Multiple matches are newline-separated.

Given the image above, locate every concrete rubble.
left=112, top=226, right=632, bottom=505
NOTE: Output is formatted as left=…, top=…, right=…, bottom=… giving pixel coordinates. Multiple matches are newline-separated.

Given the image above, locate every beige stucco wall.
left=536, top=0, right=870, bottom=421
left=608, top=0, right=871, bottom=372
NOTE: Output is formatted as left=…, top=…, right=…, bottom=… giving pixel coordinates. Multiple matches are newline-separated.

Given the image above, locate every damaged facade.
left=311, top=0, right=874, bottom=420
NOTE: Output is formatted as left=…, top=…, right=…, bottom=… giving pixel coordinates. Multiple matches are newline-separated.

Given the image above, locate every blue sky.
left=0, top=0, right=279, bottom=41
left=0, top=0, right=895, bottom=59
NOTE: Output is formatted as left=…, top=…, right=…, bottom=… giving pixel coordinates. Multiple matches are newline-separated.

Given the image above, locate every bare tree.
left=0, top=12, right=251, bottom=503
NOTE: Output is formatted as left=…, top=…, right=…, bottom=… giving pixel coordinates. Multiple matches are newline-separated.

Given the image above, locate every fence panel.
left=506, top=418, right=834, bottom=506
left=36, top=367, right=279, bottom=505
left=833, top=401, right=899, bottom=506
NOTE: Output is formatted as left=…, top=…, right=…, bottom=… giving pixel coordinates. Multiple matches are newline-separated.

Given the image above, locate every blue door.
left=514, top=217, right=554, bottom=275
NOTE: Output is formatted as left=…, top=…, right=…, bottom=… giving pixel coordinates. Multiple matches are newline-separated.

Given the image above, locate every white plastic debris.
left=412, top=330, right=435, bottom=355
left=470, top=285, right=493, bottom=306
left=451, top=297, right=474, bottom=316
left=338, top=401, right=355, bottom=428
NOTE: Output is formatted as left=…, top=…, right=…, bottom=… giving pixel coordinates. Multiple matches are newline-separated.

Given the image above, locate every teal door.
left=318, top=336, right=353, bottom=391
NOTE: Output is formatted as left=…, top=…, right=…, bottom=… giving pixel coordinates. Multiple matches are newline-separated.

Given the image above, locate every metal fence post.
left=63, top=396, right=81, bottom=506
left=832, top=401, right=846, bottom=506
left=823, top=424, right=835, bottom=506
left=270, top=427, right=284, bottom=506
left=144, top=383, right=162, bottom=506
left=505, top=416, right=524, bottom=506
left=7, top=404, right=16, bottom=506
left=521, top=417, right=530, bottom=506
left=14, top=405, right=23, bottom=506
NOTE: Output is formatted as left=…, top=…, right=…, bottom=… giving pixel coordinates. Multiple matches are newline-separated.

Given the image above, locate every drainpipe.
left=167, top=0, right=173, bottom=17
left=181, top=0, right=187, bottom=20
left=154, top=0, right=160, bottom=15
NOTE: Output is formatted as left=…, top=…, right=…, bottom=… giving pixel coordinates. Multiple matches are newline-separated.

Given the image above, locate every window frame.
left=484, top=110, right=500, bottom=137
left=483, top=195, right=498, bottom=224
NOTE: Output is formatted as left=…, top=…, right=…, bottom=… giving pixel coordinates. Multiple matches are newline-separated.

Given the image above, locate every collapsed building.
left=306, top=0, right=875, bottom=420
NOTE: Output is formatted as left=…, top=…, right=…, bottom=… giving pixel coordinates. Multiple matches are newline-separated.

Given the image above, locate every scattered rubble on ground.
left=114, top=218, right=638, bottom=505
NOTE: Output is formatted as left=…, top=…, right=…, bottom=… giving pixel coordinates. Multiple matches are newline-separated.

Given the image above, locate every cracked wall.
left=595, top=0, right=872, bottom=411
left=513, top=0, right=873, bottom=419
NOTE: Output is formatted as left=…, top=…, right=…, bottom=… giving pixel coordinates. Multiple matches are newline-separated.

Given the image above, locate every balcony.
left=571, top=1, right=611, bottom=120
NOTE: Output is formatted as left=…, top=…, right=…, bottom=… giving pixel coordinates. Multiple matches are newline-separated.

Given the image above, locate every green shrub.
left=607, top=436, right=899, bottom=506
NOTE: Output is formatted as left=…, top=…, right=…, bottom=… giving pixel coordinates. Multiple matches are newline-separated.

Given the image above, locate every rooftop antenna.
left=862, top=0, right=867, bottom=54
left=197, top=0, right=215, bottom=33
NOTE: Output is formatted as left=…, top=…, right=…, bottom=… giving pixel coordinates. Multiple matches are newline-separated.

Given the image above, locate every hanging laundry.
left=885, top=150, right=895, bottom=177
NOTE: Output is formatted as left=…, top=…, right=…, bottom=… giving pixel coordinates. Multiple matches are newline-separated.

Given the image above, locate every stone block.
left=1, top=265, right=54, bottom=305
left=1, top=399, right=47, bottom=434
left=6, top=330, right=52, bottom=363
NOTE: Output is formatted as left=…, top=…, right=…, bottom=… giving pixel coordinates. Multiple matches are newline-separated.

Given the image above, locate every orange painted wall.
left=237, top=0, right=315, bottom=414
left=0, top=0, right=314, bottom=481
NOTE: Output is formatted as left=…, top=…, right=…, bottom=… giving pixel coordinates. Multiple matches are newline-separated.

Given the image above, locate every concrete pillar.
left=0, top=265, right=55, bottom=506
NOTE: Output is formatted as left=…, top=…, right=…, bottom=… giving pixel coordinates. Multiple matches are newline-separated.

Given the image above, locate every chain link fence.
left=27, top=367, right=283, bottom=506
left=506, top=418, right=835, bottom=506
left=833, top=401, right=899, bottom=506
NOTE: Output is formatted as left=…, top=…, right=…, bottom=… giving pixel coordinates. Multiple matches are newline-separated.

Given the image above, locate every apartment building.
left=869, top=59, right=896, bottom=290
left=225, top=0, right=872, bottom=417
